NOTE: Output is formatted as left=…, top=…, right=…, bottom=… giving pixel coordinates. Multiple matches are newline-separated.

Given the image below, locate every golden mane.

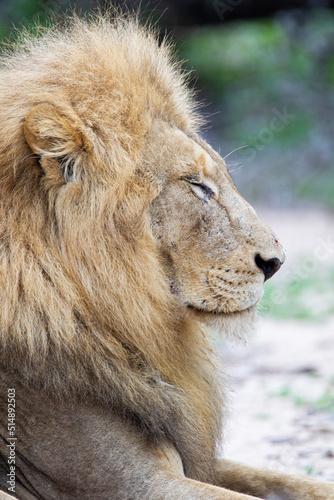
left=0, top=15, right=223, bottom=481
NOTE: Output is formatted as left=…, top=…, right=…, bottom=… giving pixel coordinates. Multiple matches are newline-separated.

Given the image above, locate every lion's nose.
left=255, top=253, right=282, bottom=282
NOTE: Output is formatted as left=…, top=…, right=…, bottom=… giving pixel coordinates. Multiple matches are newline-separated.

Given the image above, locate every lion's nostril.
left=255, top=254, right=282, bottom=282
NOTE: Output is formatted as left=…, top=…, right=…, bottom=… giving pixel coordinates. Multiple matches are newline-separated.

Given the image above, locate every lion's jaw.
left=146, top=122, right=284, bottom=334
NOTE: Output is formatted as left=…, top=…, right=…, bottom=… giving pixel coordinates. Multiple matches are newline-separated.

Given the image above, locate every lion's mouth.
left=187, top=303, right=219, bottom=314
left=186, top=303, right=256, bottom=315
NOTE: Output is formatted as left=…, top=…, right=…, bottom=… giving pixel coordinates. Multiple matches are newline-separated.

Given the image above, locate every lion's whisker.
left=222, top=145, right=249, bottom=161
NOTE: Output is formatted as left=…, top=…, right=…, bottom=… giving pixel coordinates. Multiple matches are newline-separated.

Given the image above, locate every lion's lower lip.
left=186, top=303, right=257, bottom=315
left=187, top=299, right=233, bottom=313
left=187, top=304, right=219, bottom=314
left=187, top=303, right=206, bottom=311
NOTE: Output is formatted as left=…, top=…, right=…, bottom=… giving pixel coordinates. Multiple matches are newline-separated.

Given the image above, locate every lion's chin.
left=187, top=305, right=258, bottom=342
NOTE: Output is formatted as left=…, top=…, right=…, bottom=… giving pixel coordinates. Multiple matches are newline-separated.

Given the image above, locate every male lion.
left=0, top=14, right=333, bottom=500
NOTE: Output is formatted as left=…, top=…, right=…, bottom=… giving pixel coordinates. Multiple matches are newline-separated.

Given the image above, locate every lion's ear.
left=24, top=103, right=84, bottom=182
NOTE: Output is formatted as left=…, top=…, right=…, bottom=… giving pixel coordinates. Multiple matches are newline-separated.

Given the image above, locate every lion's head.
left=17, top=20, right=283, bottom=333
left=145, top=122, right=284, bottom=320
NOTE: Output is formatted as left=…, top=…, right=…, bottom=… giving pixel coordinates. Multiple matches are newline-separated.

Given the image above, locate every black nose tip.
left=255, top=254, right=282, bottom=282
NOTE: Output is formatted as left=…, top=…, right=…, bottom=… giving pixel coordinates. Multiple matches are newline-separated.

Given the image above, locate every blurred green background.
left=0, top=0, right=333, bottom=322
left=179, top=12, right=334, bottom=209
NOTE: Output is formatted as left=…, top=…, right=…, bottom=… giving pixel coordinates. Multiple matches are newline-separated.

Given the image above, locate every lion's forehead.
left=154, top=124, right=229, bottom=187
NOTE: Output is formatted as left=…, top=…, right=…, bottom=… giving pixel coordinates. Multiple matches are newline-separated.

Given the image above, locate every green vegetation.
left=0, top=0, right=72, bottom=37
left=273, top=380, right=334, bottom=411
left=273, top=383, right=308, bottom=406
left=303, top=465, right=320, bottom=477
left=260, top=265, right=334, bottom=321
left=313, top=390, right=334, bottom=411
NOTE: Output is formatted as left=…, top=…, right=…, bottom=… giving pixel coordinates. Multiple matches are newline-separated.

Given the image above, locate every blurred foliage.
left=178, top=10, right=334, bottom=208
left=273, top=381, right=334, bottom=412
left=0, top=0, right=83, bottom=38
left=1, top=0, right=326, bottom=31
left=260, top=264, right=334, bottom=321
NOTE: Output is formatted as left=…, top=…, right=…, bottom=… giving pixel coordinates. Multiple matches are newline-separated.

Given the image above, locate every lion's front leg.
left=147, top=472, right=262, bottom=500
left=148, top=443, right=262, bottom=500
left=212, top=459, right=334, bottom=500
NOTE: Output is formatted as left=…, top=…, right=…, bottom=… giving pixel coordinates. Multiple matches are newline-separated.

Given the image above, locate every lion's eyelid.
left=186, top=179, right=217, bottom=201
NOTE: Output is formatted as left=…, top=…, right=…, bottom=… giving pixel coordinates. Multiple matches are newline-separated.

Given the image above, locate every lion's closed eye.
left=186, top=179, right=217, bottom=203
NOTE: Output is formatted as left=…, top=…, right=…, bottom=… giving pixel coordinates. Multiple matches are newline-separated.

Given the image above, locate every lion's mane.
left=0, top=14, right=232, bottom=481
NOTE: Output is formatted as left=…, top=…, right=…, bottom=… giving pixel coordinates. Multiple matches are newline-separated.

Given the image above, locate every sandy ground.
left=218, top=207, right=334, bottom=481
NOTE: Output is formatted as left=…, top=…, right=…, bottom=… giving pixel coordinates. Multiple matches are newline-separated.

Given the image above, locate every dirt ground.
left=218, top=207, right=334, bottom=482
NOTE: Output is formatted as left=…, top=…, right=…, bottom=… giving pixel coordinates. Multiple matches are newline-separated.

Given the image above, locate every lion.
left=0, top=13, right=333, bottom=500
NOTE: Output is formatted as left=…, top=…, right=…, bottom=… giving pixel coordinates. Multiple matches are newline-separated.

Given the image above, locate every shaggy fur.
left=0, top=13, right=333, bottom=500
